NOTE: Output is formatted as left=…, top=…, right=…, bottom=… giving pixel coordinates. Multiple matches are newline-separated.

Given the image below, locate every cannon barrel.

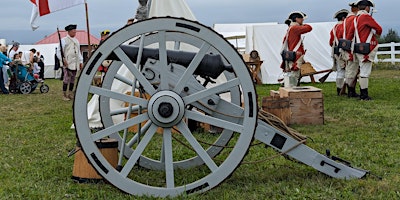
left=108, top=45, right=233, bottom=79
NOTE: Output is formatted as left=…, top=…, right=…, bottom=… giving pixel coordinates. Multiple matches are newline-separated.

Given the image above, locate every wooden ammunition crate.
left=261, top=95, right=290, bottom=124
left=279, top=86, right=324, bottom=125
left=262, top=86, right=324, bottom=125
left=72, top=139, right=118, bottom=182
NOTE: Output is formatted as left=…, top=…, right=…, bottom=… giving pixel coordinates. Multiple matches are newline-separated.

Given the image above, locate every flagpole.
left=84, top=0, right=92, bottom=58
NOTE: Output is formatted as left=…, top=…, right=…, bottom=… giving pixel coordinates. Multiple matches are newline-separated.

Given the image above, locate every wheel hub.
left=158, top=102, right=174, bottom=118
left=147, top=91, right=185, bottom=128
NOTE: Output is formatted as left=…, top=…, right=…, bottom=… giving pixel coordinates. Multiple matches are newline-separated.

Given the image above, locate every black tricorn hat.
left=334, top=9, right=349, bottom=20
left=348, top=1, right=358, bottom=7
left=356, top=0, right=375, bottom=7
left=288, top=11, right=307, bottom=21
left=65, top=24, right=77, bottom=31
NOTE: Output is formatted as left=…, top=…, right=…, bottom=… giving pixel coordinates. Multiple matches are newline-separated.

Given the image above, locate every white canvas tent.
left=213, top=23, right=278, bottom=53
left=148, top=0, right=196, bottom=20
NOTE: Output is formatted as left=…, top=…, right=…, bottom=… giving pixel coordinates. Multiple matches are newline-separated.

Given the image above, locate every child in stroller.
left=9, top=59, right=49, bottom=94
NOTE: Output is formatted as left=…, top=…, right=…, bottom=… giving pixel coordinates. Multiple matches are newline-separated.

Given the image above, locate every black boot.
left=337, top=87, right=347, bottom=96
left=360, top=88, right=372, bottom=101
left=347, top=86, right=359, bottom=98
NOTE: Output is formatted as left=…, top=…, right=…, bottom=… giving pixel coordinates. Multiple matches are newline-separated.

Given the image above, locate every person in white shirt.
left=21, top=48, right=36, bottom=67
left=57, top=24, right=83, bottom=101
left=8, top=42, right=20, bottom=61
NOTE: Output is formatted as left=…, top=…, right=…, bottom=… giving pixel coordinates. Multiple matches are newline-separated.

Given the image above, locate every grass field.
left=0, top=69, right=399, bottom=199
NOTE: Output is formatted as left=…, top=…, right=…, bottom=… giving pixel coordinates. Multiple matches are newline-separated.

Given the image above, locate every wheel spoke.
left=173, top=42, right=211, bottom=94
left=91, top=113, right=149, bottom=141
left=113, top=47, right=156, bottom=95
left=114, top=73, right=136, bottom=87
left=176, top=122, right=218, bottom=172
left=120, top=123, right=158, bottom=177
left=89, top=86, right=148, bottom=107
left=110, top=105, right=141, bottom=116
left=183, top=78, right=240, bottom=105
left=185, top=110, right=244, bottom=133
left=127, top=120, right=152, bottom=148
left=158, top=31, right=169, bottom=90
left=163, top=128, right=175, bottom=188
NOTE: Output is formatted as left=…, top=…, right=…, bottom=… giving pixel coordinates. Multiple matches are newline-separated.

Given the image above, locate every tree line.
left=378, top=28, right=400, bottom=43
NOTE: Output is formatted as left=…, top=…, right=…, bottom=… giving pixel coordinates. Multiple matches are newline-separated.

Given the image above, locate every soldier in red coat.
left=342, top=1, right=360, bottom=98
left=280, top=11, right=312, bottom=86
left=329, top=9, right=349, bottom=95
left=352, top=0, right=382, bottom=100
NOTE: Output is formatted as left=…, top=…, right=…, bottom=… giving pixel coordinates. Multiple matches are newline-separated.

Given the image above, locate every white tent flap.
left=251, top=22, right=337, bottom=84
left=149, top=0, right=196, bottom=20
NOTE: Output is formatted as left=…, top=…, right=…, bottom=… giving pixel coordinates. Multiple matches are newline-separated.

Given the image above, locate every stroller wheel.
left=9, top=83, right=18, bottom=94
left=20, top=82, right=32, bottom=94
left=40, top=84, right=49, bottom=93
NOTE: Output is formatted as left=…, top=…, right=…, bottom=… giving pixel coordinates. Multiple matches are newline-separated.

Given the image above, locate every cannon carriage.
left=73, top=17, right=366, bottom=197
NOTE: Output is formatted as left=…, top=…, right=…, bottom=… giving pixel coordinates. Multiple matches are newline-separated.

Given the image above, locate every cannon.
left=73, top=17, right=367, bottom=197
left=106, top=45, right=234, bottom=79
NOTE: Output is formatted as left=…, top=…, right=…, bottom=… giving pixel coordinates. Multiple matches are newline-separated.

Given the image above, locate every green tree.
left=381, top=28, right=400, bottom=43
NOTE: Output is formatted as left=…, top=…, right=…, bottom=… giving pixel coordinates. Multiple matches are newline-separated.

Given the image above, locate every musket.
left=318, top=69, right=333, bottom=83
left=320, top=53, right=336, bottom=83
left=57, top=27, right=65, bottom=67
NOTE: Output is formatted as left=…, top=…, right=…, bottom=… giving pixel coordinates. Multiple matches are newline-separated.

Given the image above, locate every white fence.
left=374, top=42, right=400, bottom=64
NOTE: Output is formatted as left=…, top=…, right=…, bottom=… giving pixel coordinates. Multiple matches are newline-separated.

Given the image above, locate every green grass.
left=1, top=69, right=399, bottom=199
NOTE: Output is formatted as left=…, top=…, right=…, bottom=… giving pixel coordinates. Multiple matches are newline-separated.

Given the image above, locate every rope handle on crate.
left=300, top=98, right=312, bottom=106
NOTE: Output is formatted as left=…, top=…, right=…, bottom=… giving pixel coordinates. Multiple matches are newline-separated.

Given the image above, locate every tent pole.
left=147, top=0, right=152, bottom=18
left=84, top=0, right=92, bottom=58
left=236, top=38, right=238, bottom=49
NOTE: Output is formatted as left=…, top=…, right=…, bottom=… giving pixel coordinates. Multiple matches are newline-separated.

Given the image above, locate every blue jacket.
left=0, top=53, right=12, bottom=68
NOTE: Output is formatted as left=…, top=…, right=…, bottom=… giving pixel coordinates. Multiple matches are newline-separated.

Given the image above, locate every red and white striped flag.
left=30, top=0, right=86, bottom=30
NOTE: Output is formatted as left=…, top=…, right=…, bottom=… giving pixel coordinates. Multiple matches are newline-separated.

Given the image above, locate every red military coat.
left=344, top=14, right=356, bottom=41
left=347, top=10, right=382, bottom=61
left=281, top=23, right=312, bottom=71
left=343, top=14, right=357, bottom=61
left=354, top=11, right=382, bottom=51
left=347, top=11, right=382, bottom=51
left=329, top=22, right=344, bottom=47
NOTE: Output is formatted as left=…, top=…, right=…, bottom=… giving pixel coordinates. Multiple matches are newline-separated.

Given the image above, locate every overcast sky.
left=1, top=0, right=398, bottom=44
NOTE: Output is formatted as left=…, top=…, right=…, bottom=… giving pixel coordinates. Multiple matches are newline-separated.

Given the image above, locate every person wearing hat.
left=8, top=42, right=20, bottom=61
left=340, top=1, right=361, bottom=98
left=57, top=24, right=83, bottom=101
left=284, top=19, right=292, bottom=27
left=99, top=30, right=111, bottom=44
left=98, top=30, right=111, bottom=76
left=351, top=0, right=382, bottom=100
left=329, top=9, right=349, bottom=95
left=280, top=11, right=312, bottom=86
